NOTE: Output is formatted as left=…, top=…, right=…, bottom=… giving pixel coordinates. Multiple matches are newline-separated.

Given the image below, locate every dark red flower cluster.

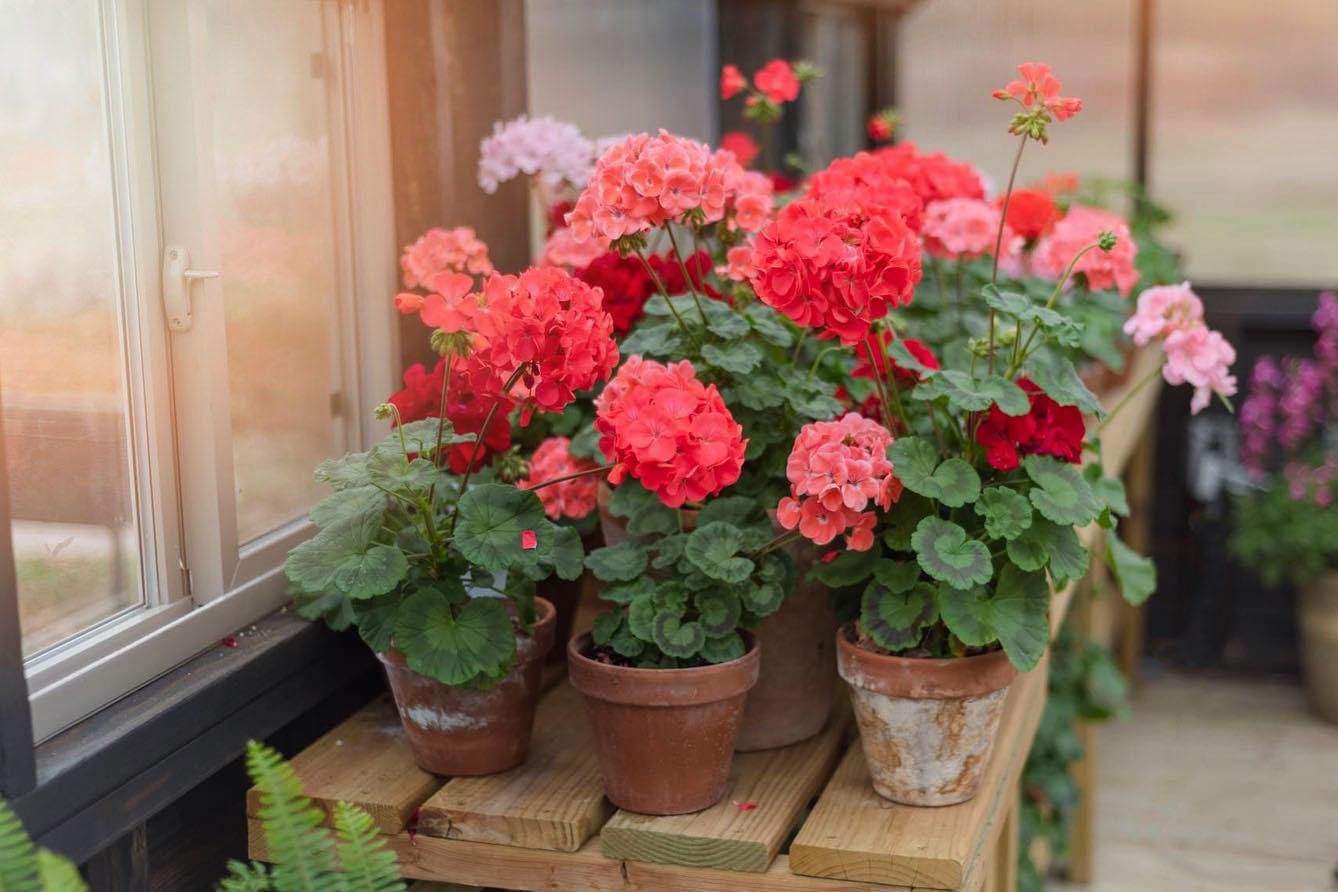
left=853, top=332, right=941, bottom=389
left=998, top=187, right=1060, bottom=241
left=975, top=377, right=1085, bottom=471
left=574, top=250, right=718, bottom=333
left=748, top=189, right=922, bottom=346
left=872, top=142, right=985, bottom=207
left=469, top=266, right=619, bottom=421
left=804, top=152, right=925, bottom=231
left=594, top=356, right=746, bottom=508
left=387, top=357, right=513, bottom=473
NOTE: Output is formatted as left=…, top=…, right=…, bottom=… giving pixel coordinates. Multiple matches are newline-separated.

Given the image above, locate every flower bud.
left=1097, top=230, right=1118, bottom=252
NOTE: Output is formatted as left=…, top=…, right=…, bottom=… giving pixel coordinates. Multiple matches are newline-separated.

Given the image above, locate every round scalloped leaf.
left=807, top=548, right=880, bottom=587
left=696, top=590, right=743, bottom=637
left=685, top=522, right=755, bottom=583
left=911, top=517, right=993, bottom=590
left=1106, top=535, right=1156, bottom=605
left=584, top=542, right=649, bottom=582
left=975, top=487, right=1034, bottom=541
left=394, top=593, right=515, bottom=687
left=744, top=303, right=794, bottom=347
left=591, top=610, right=622, bottom=646
left=610, top=622, right=646, bottom=658
left=651, top=533, right=690, bottom=569
left=888, top=438, right=981, bottom=507
left=332, top=544, right=409, bottom=600
left=871, top=559, right=921, bottom=594
left=860, top=581, right=938, bottom=652
left=627, top=595, right=660, bottom=640
left=652, top=613, right=706, bottom=659
left=1030, top=519, right=1089, bottom=585
left=1022, top=455, right=1101, bottom=526
left=937, top=565, right=1049, bottom=672
left=309, top=485, right=387, bottom=529
left=699, top=632, right=747, bottom=664
left=740, top=581, right=786, bottom=618
left=882, top=493, right=933, bottom=551
left=600, top=576, right=656, bottom=605
left=1025, top=357, right=1104, bottom=414
left=454, top=483, right=549, bottom=573
left=352, top=593, right=400, bottom=654
left=696, top=496, right=762, bottom=529
left=1085, top=464, right=1130, bottom=517
left=702, top=341, right=763, bottom=375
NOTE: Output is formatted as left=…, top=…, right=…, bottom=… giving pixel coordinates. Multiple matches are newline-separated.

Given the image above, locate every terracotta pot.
left=379, top=597, right=556, bottom=776
left=736, top=535, right=838, bottom=751
left=1299, top=570, right=1338, bottom=724
left=568, top=631, right=760, bottom=814
left=836, top=625, right=1018, bottom=806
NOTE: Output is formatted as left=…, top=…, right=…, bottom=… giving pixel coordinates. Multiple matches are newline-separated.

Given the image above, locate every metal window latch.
left=162, top=244, right=220, bottom=332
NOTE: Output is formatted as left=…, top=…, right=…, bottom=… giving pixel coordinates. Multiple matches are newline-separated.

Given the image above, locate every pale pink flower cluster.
left=477, top=115, right=596, bottom=194
left=720, top=157, right=775, bottom=232
left=1126, top=283, right=1236, bottom=414
left=400, top=227, right=493, bottom=290
left=776, top=413, right=902, bottom=551
left=1033, top=206, right=1139, bottom=296
left=537, top=225, right=606, bottom=270
left=565, top=131, right=764, bottom=246
left=921, top=198, right=1008, bottom=259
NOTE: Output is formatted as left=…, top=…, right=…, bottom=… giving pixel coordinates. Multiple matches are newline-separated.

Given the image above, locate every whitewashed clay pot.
left=836, top=625, right=1018, bottom=806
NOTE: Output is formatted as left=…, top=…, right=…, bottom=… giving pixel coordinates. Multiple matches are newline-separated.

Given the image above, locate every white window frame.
left=24, top=0, right=399, bottom=743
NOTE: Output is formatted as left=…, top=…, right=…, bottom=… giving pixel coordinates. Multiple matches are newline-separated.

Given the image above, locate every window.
left=3, top=0, right=397, bottom=742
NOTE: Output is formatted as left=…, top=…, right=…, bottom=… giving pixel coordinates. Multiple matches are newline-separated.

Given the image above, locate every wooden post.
left=986, top=794, right=1020, bottom=892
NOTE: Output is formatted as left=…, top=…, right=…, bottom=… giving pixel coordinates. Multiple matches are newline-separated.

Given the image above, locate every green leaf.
left=332, top=545, right=408, bottom=600
left=882, top=493, right=932, bottom=551
left=627, top=594, right=660, bottom=640
left=0, top=798, right=42, bottom=892
left=454, top=483, right=549, bottom=572
left=726, top=373, right=787, bottom=410
left=982, top=285, right=1082, bottom=348
left=600, top=576, right=656, bottom=605
left=585, top=542, right=649, bottom=582
left=685, top=522, right=755, bottom=583
left=699, top=299, right=751, bottom=338
left=939, top=565, right=1049, bottom=671
left=390, top=418, right=476, bottom=457
left=696, top=496, right=761, bottom=529
left=592, top=610, right=622, bottom=646
left=700, top=632, right=747, bottom=663
left=872, top=559, right=922, bottom=594
left=744, top=303, right=794, bottom=347
left=394, top=593, right=515, bottom=686
left=807, top=547, right=880, bottom=587
left=911, top=517, right=993, bottom=590
left=702, top=341, right=763, bottom=375
left=885, top=339, right=935, bottom=376
left=291, top=584, right=355, bottom=631
left=888, top=437, right=981, bottom=508
left=1106, top=536, right=1156, bottom=605
left=333, top=799, right=406, bottom=892
left=547, top=523, right=585, bottom=580
left=740, top=581, right=786, bottom=617
left=651, top=533, right=689, bottom=569
left=610, top=621, right=646, bottom=658
left=569, top=425, right=602, bottom=461
left=912, top=369, right=1028, bottom=416
left=367, top=450, right=439, bottom=491
left=785, top=379, right=844, bottom=420
left=697, top=590, right=743, bottom=636
left=315, top=450, right=372, bottom=490
left=1007, top=518, right=1088, bottom=585
left=861, top=581, right=938, bottom=651
left=608, top=480, right=677, bottom=536
left=286, top=513, right=406, bottom=600
left=310, top=484, right=387, bottom=528
left=1084, top=465, right=1130, bottom=517
left=652, top=613, right=706, bottom=658
left=352, top=594, right=400, bottom=654
left=1022, top=455, right=1102, bottom=526
left=1026, top=357, right=1104, bottom=414
left=619, top=322, right=683, bottom=357
left=975, top=487, right=1034, bottom=541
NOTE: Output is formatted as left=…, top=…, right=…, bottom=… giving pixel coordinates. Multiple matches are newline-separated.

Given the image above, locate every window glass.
left=0, top=0, right=145, bottom=657
left=898, top=0, right=1134, bottom=196
left=205, top=0, right=344, bottom=541
left=1151, top=0, right=1338, bottom=285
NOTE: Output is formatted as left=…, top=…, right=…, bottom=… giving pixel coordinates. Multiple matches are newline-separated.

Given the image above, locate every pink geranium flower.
left=1163, top=324, right=1238, bottom=414
left=921, top=198, right=1007, bottom=259
left=1123, top=282, right=1205, bottom=346
left=400, top=227, right=493, bottom=290
left=720, top=130, right=760, bottom=167
left=1033, top=206, right=1139, bottom=296
left=993, top=62, right=1083, bottom=122
left=519, top=436, right=599, bottom=520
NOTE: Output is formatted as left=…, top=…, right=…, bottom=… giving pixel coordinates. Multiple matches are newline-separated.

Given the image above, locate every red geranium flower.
left=720, top=130, right=760, bottom=167
left=720, top=64, right=748, bottom=100
left=998, top=188, right=1060, bottom=241
left=872, top=142, right=985, bottom=207
left=753, top=59, right=800, bottom=103
left=853, top=332, right=940, bottom=389
left=386, top=356, right=513, bottom=473
left=993, top=62, right=1083, bottom=122
left=974, top=377, right=1085, bottom=471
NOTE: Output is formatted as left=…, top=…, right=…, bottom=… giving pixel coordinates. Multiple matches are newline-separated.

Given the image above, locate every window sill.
left=11, top=608, right=377, bottom=863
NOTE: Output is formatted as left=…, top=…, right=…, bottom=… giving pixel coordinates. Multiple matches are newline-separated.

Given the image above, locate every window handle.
left=162, top=245, right=220, bottom=332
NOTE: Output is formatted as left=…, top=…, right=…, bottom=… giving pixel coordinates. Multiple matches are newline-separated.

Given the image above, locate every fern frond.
left=332, top=802, right=404, bottom=892
left=34, top=852, right=86, bottom=892
left=216, top=860, right=273, bottom=892
left=0, top=798, right=42, bottom=892
left=244, top=741, right=341, bottom=892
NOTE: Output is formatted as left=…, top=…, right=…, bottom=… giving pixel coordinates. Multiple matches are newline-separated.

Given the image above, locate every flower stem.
left=666, top=226, right=711, bottom=326
left=433, top=355, right=454, bottom=466
left=753, top=529, right=802, bottom=558
left=790, top=328, right=810, bottom=364
left=1008, top=240, right=1102, bottom=377
left=1096, top=362, right=1162, bottom=434
left=634, top=247, right=694, bottom=336
left=451, top=362, right=530, bottom=529
left=806, top=345, right=843, bottom=383
left=988, top=133, right=1029, bottom=374
left=526, top=463, right=614, bottom=492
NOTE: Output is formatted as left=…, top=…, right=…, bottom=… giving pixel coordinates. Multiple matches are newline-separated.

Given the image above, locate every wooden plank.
left=416, top=683, right=611, bottom=852
left=987, top=795, right=1019, bottom=892
left=246, top=695, right=441, bottom=834
left=625, top=853, right=979, bottom=892
left=788, top=658, right=1047, bottom=891
left=599, top=708, right=850, bottom=873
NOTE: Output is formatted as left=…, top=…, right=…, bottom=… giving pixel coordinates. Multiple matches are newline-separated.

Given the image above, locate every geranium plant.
left=285, top=264, right=621, bottom=687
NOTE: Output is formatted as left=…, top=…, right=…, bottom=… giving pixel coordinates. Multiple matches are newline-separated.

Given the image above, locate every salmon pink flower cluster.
left=539, top=225, right=607, bottom=270
left=594, top=357, right=746, bottom=508
left=719, top=131, right=761, bottom=167
left=776, top=413, right=902, bottom=551
left=921, top=198, right=1008, bottom=259
left=468, top=267, right=619, bottom=421
left=564, top=131, right=770, bottom=246
left=753, top=59, right=800, bottom=103
left=992, top=62, right=1082, bottom=142
left=1124, top=282, right=1237, bottom=414
left=975, top=378, right=1085, bottom=471
left=520, top=436, right=599, bottom=520
left=804, top=152, right=926, bottom=231
left=399, top=226, right=492, bottom=290
left=872, top=142, right=987, bottom=207
left=748, top=187, right=922, bottom=345
left=1033, top=206, right=1139, bottom=296
left=387, top=357, right=513, bottom=473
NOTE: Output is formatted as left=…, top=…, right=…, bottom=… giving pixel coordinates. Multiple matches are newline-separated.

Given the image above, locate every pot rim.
left=567, top=631, right=760, bottom=707
left=381, top=594, right=557, bottom=671
left=835, top=622, right=1019, bottom=699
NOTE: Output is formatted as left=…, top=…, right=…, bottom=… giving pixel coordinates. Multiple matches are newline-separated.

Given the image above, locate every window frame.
left=17, top=0, right=399, bottom=744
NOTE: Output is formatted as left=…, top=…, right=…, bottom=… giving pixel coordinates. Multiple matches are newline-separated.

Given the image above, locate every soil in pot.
left=568, top=632, right=760, bottom=815
left=836, top=624, right=1017, bottom=806
left=736, top=536, right=837, bottom=751
left=380, top=596, right=556, bottom=776
left=1299, top=571, right=1338, bottom=724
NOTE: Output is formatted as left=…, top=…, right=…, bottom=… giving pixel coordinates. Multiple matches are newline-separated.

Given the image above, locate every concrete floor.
left=1056, top=674, right=1338, bottom=892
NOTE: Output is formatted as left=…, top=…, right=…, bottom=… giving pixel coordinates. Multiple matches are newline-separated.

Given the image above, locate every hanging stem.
left=1097, top=362, right=1162, bottom=434
left=988, top=134, right=1029, bottom=374
left=526, top=463, right=615, bottom=492
left=665, top=226, right=710, bottom=326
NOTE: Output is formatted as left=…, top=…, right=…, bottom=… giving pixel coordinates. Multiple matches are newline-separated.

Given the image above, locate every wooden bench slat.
left=788, top=658, right=1047, bottom=890
left=245, top=695, right=441, bottom=834
left=415, top=682, right=613, bottom=852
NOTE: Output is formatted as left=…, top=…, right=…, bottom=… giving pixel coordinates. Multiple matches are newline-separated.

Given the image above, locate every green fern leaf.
left=34, top=852, right=87, bottom=892
left=216, top=860, right=274, bottom=891
left=332, top=802, right=404, bottom=892
left=0, top=798, right=43, bottom=892
left=245, top=741, right=342, bottom=892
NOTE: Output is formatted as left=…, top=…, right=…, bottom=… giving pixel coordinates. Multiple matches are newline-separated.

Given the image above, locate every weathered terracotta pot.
left=1299, top=570, right=1338, bottom=724
left=568, top=631, right=760, bottom=815
left=736, top=535, right=837, bottom=751
left=836, top=625, right=1017, bottom=806
left=379, top=597, right=556, bottom=776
